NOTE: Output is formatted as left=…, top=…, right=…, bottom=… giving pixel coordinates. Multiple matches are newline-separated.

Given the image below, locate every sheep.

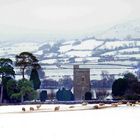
left=82, top=101, right=88, bottom=106
left=127, top=102, right=133, bottom=106
left=136, top=101, right=139, bottom=104
left=54, top=106, right=60, bottom=111
left=99, top=103, right=105, bottom=106
left=22, top=107, right=26, bottom=112
left=111, top=103, right=118, bottom=107
left=69, top=106, right=75, bottom=108
left=30, top=107, right=34, bottom=111
left=118, top=101, right=123, bottom=105
left=36, top=104, right=41, bottom=110
left=93, top=105, right=99, bottom=109
left=127, top=102, right=135, bottom=106
left=127, top=102, right=130, bottom=106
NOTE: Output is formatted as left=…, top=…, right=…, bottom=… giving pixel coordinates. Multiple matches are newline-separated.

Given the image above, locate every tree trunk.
left=0, top=84, right=3, bottom=104
left=22, top=68, right=25, bottom=79
left=21, top=94, right=24, bottom=103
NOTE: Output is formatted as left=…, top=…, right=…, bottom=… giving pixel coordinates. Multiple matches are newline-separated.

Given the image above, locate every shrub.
left=124, top=94, right=140, bottom=100
left=56, top=88, right=74, bottom=101
left=40, top=90, right=48, bottom=102
left=85, top=92, right=92, bottom=100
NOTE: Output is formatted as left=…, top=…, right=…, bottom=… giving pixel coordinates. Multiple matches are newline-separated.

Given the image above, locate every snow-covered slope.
left=0, top=38, right=140, bottom=80
left=98, top=40, right=140, bottom=50
left=0, top=38, right=140, bottom=65
left=0, top=42, right=41, bottom=57
left=98, top=19, right=140, bottom=39
left=0, top=105, right=140, bottom=140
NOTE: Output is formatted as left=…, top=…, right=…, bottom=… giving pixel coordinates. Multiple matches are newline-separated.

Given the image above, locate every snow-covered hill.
left=0, top=38, right=140, bottom=65
left=97, top=19, right=140, bottom=39
left=0, top=38, right=140, bottom=80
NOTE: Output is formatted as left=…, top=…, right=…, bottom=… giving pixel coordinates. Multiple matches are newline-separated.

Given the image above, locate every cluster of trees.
left=37, top=88, right=75, bottom=102
left=1, top=50, right=140, bottom=103
left=41, top=76, right=73, bottom=89
left=0, top=52, right=41, bottom=103
left=56, top=88, right=74, bottom=101
left=91, top=71, right=115, bottom=89
left=112, top=73, right=140, bottom=100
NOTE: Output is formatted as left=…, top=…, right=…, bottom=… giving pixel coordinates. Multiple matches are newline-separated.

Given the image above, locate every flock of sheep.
left=21, top=101, right=140, bottom=112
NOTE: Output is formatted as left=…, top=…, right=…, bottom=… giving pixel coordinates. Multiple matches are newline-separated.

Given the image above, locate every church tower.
left=73, top=65, right=90, bottom=100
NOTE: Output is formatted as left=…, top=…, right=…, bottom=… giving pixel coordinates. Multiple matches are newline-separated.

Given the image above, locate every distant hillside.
left=97, top=19, right=140, bottom=39
left=1, top=38, right=140, bottom=80
left=0, top=38, right=140, bottom=67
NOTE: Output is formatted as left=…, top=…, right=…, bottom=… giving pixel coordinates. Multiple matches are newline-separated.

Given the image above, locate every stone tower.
left=73, top=65, right=90, bottom=100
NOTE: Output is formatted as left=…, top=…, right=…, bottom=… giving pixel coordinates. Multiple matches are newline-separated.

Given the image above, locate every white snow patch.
left=65, top=51, right=92, bottom=57
left=99, top=41, right=140, bottom=50
left=40, top=59, right=57, bottom=64
left=0, top=105, right=140, bottom=140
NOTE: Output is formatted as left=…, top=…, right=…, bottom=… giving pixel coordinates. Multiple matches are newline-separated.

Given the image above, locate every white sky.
left=0, top=0, right=139, bottom=41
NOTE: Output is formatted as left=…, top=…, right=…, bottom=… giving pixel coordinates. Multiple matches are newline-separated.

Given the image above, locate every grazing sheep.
left=111, top=103, right=118, bottom=107
left=99, top=103, right=105, bottom=106
left=127, top=102, right=130, bottom=106
left=127, top=102, right=134, bottom=106
left=36, top=104, right=41, bottom=110
left=93, top=105, right=99, bottom=109
left=22, top=107, right=26, bottom=112
left=118, top=101, right=123, bottom=105
left=69, top=106, right=75, bottom=108
left=54, top=106, right=60, bottom=111
left=127, top=102, right=135, bottom=106
left=135, top=101, right=139, bottom=104
left=30, top=107, right=34, bottom=111
left=82, top=102, right=88, bottom=106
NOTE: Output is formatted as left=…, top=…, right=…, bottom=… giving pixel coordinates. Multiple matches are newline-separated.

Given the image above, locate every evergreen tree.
left=17, top=79, right=37, bottom=103
left=85, top=91, right=92, bottom=100
left=30, top=68, right=41, bottom=90
left=15, top=52, right=40, bottom=79
left=0, top=58, right=15, bottom=103
left=112, top=78, right=127, bottom=99
left=112, top=72, right=140, bottom=100
left=56, top=88, right=74, bottom=101
left=40, top=90, right=47, bottom=102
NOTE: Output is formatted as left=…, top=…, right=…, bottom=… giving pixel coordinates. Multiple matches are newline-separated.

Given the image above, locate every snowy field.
left=0, top=104, right=140, bottom=140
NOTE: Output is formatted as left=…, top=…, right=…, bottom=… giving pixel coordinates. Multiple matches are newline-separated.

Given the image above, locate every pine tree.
left=30, top=68, right=41, bottom=90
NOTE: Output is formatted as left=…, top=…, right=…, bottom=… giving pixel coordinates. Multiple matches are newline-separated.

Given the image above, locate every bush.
left=56, top=88, right=74, bottom=101
left=40, top=90, right=48, bottom=102
left=85, top=92, right=92, bottom=100
left=124, top=94, right=140, bottom=100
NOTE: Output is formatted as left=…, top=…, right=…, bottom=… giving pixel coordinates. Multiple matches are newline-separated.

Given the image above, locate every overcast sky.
left=0, top=0, right=139, bottom=41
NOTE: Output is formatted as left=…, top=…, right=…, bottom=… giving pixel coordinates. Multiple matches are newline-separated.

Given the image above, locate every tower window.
left=82, top=76, right=85, bottom=81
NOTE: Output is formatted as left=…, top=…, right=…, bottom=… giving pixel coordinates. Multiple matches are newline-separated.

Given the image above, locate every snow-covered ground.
left=0, top=104, right=140, bottom=140
left=98, top=41, right=140, bottom=50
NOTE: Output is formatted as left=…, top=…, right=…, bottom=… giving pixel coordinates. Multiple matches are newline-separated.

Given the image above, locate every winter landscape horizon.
left=1, top=0, right=140, bottom=140
left=0, top=0, right=140, bottom=80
